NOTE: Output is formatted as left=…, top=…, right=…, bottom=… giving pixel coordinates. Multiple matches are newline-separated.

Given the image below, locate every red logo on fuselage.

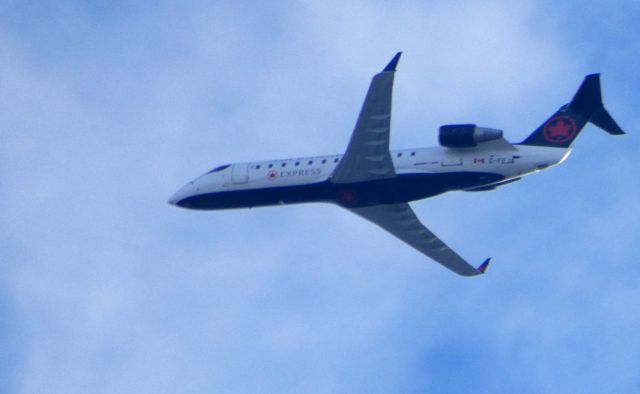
left=267, top=170, right=278, bottom=180
left=337, top=189, right=358, bottom=205
left=543, top=116, right=577, bottom=144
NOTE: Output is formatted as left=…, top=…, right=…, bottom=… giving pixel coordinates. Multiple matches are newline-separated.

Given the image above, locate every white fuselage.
left=169, top=144, right=570, bottom=208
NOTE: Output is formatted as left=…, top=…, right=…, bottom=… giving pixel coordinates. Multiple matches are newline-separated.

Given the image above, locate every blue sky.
left=1, top=1, right=639, bottom=393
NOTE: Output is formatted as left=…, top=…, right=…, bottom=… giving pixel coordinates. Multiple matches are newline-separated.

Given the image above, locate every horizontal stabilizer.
left=570, top=74, right=625, bottom=135
left=590, top=106, right=625, bottom=135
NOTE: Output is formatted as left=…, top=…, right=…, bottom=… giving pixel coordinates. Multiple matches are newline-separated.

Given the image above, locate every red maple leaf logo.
left=337, top=189, right=358, bottom=205
left=548, top=120, right=571, bottom=137
left=543, top=116, right=577, bottom=143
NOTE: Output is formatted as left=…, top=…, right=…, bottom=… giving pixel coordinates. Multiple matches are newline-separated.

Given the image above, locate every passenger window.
left=256, top=165, right=261, bottom=170
left=308, top=160, right=313, bottom=165
left=268, top=164, right=273, bottom=168
left=397, top=153, right=402, bottom=157
left=411, top=152, right=416, bottom=156
left=322, top=159, right=327, bottom=164
left=334, top=158, right=339, bottom=163
left=281, top=163, right=286, bottom=167
left=295, top=161, right=300, bottom=166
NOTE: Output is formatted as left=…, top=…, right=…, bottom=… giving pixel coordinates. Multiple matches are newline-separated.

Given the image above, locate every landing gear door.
left=231, top=163, right=250, bottom=184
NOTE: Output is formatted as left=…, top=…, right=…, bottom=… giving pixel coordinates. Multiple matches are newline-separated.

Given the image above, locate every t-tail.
left=519, top=74, right=625, bottom=148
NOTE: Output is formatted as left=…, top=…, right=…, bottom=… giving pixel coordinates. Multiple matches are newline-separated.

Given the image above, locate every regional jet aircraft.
left=169, top=53, right=624, bottom=276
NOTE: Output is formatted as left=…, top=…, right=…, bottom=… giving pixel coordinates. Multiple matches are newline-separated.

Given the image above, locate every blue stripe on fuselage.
left=175, top=171, right=505, bottom=210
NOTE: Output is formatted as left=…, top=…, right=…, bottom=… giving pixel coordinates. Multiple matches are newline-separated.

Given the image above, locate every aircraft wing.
left=346, top=203, right=490, bottom=276
left=330, top=53, right=402, bottom=183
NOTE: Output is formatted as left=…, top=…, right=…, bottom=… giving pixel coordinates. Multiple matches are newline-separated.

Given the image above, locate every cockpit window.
left=207, top=164, right=230, bottom=174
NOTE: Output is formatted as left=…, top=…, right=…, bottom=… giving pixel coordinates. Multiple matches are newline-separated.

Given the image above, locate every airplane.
left=169, top=52, right=624, bottom=277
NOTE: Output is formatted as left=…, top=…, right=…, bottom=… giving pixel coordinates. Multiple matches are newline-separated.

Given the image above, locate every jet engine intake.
left=439, top=124, right=503, bottom=148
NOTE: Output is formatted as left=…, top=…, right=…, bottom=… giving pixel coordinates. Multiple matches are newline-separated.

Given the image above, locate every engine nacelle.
left=438, top=124, right=503, bottom=148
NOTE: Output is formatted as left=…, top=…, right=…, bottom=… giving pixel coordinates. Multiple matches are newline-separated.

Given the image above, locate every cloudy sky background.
left=2, top=1, right=639, bottom=392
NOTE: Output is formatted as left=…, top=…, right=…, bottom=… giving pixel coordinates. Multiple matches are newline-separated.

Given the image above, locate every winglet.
left=383, top=52, right=402, bottom=72
left=476, top=258, right=491, bottom=274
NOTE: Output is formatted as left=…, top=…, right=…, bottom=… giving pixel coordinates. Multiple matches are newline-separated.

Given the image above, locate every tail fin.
left=520, top=74, right=625, bottom=148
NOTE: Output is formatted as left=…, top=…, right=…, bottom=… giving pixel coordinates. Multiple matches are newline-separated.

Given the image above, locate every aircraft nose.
left=168, top=190, right=183, bottom=206
left=168, top=194, right=179, bottom=206
left=168, top=181, right=196, bottom=207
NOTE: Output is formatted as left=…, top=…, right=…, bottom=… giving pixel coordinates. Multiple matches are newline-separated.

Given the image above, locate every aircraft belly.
left=332, top=171, right=505, bottom=206
left=176, top=182, right=333, bottom=210
left=177, top=171, right=505, bottom=210
left=392, top=171, right=505, bottom=201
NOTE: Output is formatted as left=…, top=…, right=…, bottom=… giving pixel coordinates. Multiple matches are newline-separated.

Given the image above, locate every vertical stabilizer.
left=520, top=74, right=624, bottom=148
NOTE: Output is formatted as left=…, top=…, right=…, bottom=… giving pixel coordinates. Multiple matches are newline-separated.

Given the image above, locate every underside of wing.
left=330, top=53, right=401, bottom=184
left=347, top=203, right=489, bottom=276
